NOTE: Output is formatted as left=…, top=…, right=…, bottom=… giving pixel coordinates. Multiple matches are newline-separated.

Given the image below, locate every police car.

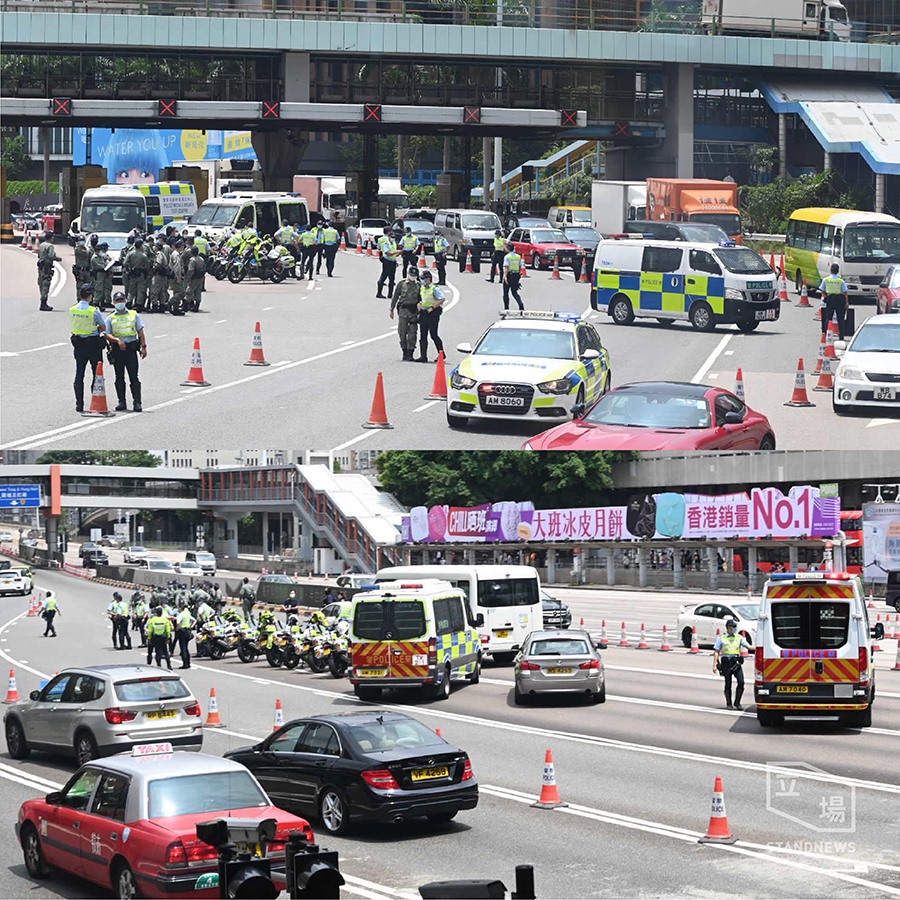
left=447, top=311, right=611, bottom=428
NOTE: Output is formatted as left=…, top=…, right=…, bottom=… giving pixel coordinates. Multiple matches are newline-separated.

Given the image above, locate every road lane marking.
left=0, top=761, right=63, bottom=791
left=414, top=400, right=440, bottom=413
left=214, top=319, right=227, bottom=324
left=3, top=342, right=68, bottom=357
left=867, top=419, right=899, bottom=428
left=50, top=261, right=66, bottom=299
left=331, top=431, right=379, bottom=452
left=692, top=331, right=734, bottom=384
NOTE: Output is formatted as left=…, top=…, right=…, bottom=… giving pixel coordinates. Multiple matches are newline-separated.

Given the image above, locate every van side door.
left=640, top=245, right=685, bottom=317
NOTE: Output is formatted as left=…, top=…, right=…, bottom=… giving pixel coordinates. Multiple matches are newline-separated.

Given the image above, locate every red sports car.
left=522, top=381, right=776, bottom=450
left=876, top=267, right=900, bottom=314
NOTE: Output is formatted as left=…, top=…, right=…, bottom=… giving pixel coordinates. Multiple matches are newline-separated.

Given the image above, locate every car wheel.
left=355, top=686, right=382, bottom=701
left=427, top=811, right=457, bottom=825
left=74, top=730, right=99, bottom=766
left=758, top=434, right=776, bottom=451
left=592, top=682, right=607, bottom=704
left=6, top=717, right=30, bottom=760
left=446, top=409, right=468, bottom=429
left=530, top=254, right=540, bottom=270
left=513, top=685, right=529, bottom=705
left=681, top=628, right=693, bottom=649
left=609, top=295, right=634, bottom=326
left=847, top=703, right=872, bottom=728
left=468, top=654, right=482, bottom=684
left=736, top=320, right=760, bottom=334
left=688, top=301, right=715, bottom=332
left=432, top=666, right=451, bottom=701
left=113, top=860, right=141, bottom=900
left=319, top=788, right=350, bottom=836
left=21, top=824, right=50, bottom=879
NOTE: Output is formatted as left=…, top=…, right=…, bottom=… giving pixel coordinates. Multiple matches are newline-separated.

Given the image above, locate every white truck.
left=292, top=175, right=410, bottom=226
left=590, top=180, right=647, bottom=234
left=701, top=0, right=851, bottom=41
left=173, top=159, right=262, bottom=199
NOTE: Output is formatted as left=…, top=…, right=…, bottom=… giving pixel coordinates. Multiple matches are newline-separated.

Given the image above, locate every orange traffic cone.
left=618, top=621, right=629, bottom=647
left=82, top=360, right=115, bottom=417
left=637, top=623, right=649, bottom=649
left=30, top=232, right=40, bottom=253
left=4, top=669, right=20, bottom=703
left=362, top=372, right=394, bottom=429
left=579, top=265, right=590, bottom=284
left=418, top=247, right=427, bottom=269
left=27, top=595, right=37, bottom=617
left=812, top=354, right=834, bottom=393
left=520, top=264, right=528, bottom=279
left=579, top=617, right=585, bottom=627
left=600, top=620, right=608, bottom=645
left=698, top=776, right=737, bottom=844
left=339, top=232, right=347, bottom=251
left=659, top=625, right=672, bottom=651
left=779, top=253, right=786, bottom=279
left=464, top=248, right=474, bottom=274
left=181, top=338, right=211, bottom=387
left=689, top=626, right=700, bottom=654
left=825, top=320, right=839, bottom=357
left=734, top=367, right=745, bottom=402
left=427, top=351, right=448, bottom=400
left=244, top=321, right=270, bottom=367
left=867, top=590, right=876, bottom=609
left=798, top=279, right=811, bottom=308
left=355, top=237, right=363, bottom=254
left=550, top=255, right=562, bottom=280
left=531, top=749, right=568, bottom=809
left=204, top=688, right=224, bottom=727
left=769, top=252, right=776, bottom=274
left=813, top=332, right=826, bottom=375
left=778, top=272, right=790, bottom=302
left=892, top=640, right=900, bottom=672
left=784, top=358, right=815, bottom=407
left=273, top=698, right=284, bottom=731
left=432, top=256, right=439, bottom=270
left=366, top=239, right=373, bottom=257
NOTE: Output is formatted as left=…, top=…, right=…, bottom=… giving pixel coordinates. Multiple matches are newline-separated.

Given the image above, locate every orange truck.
left=645, top=178, right=742, bottom=242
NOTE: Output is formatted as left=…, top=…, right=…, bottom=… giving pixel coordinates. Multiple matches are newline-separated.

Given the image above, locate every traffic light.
left=286, top=836, right=344, bottom=900
left=195, top=817, right=278, bottom=900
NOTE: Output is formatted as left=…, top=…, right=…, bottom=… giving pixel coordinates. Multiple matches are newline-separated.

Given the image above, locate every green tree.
left=1, top=135, right=33, bottom=179
left=35, top=451, right=162, bottom=466
left=375, top=451, right=635, bottom=509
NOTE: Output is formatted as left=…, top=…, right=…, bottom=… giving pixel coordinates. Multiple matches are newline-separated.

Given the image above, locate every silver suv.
left=4, top=665, right=203, bottom=766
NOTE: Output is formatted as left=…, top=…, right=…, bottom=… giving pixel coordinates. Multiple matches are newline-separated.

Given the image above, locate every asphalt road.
left=1, top=243, right=897, bottom=451
left=1, top=569, right=899, bottom=899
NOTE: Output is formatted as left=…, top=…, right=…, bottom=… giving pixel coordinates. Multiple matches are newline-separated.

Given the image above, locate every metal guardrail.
left=0, top=0, right=896, bottom=43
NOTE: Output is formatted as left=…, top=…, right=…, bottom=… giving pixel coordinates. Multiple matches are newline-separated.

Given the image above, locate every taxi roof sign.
left=131, top=742, right=174, bottom=757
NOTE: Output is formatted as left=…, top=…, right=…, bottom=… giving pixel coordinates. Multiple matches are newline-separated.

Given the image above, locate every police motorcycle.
left=236, top=610, right=276, bottom=664
left=228, top=236, right=296, bottom=284
left=206, top=609, right=244, bottom=659
left=265, top=618, right=297, bottom=668
left=296, top=612, right=330, bottom=674
left=324, top=632, right=351, bottom=678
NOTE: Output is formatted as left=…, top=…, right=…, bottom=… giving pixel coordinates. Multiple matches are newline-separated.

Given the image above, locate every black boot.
left=40, top=303, right=53, bottom=311
left=415, top=342, right=429, bottom=364
left=132, top=384, right=142, bottom=413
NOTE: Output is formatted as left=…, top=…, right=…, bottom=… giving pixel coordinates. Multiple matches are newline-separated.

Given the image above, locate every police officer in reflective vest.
left=487, top=230, right=507, bottom=283
left=712, top=619, right=750, bottom=710
left=321, top=221, right=339, bottom=277
left=376, top=227, right=400, bottom=298
left=41, top=591, right=60, bottom=637
left=112, top=593, right=132, bottom=650
left=818, top=263, right=849, bottom=341
left=70, top=284, right=107, bottom=414
left=131, top=592, right=149, bottom=647
left=400, top=227, right=419, bottom=277
left=433, top=234, right=449, bottom=285
left=105, top=293, right=147, bottom=412
left=416, top=270, right=445, bottom=364
left=37, top=230, right=61, bottom=312
left=175, top=603, right=196, bottom=669
left=502, top=242, right=524, bottom=311
left=299, top=227, right=317, bottom=279
left=146, top=607, right=173, bottom=669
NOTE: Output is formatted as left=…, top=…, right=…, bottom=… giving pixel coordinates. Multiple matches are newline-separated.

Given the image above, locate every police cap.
left=112, top=291, right=126, bottom=301
left=79, top=283, right=94, bottom=297
left=134, top=238, right=143, bottom=247
left=174, top=239, right=185, bottom=247
left=98, top=242, right=109, bottom=250
left=725, top=619, right=737, bottom=628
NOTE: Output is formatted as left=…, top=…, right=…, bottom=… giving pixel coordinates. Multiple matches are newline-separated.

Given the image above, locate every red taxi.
left=876, top=266, right=900, bottom=314
left=17, top=743, right=314, bottom=899
left=508, top=226, right=584, bottom=271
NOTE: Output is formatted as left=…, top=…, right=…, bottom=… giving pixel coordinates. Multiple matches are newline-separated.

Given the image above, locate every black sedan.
left=541, top=590, right=572, bottom=629
left=224, top=710, right=478, bottom=835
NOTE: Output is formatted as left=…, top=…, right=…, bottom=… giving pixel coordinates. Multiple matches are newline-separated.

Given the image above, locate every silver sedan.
left=513, top=629, right=605, bottom=705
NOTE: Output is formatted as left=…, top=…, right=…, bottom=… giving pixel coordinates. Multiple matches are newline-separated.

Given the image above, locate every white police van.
left=590, top=238, right=781, bottom=333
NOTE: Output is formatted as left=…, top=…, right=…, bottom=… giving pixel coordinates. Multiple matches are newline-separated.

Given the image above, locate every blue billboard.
left=0, top=484, right=41, bottom=508
left=73, top=128, right=258, bottom=184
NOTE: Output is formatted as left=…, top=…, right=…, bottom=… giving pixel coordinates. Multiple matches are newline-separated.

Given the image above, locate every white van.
left=190, top=192, right=309, bottom=239
left=434, top=208, right=504, bottom=262
left=375, top=564, right=541, bottom=664
left=754, top=571, right=881, bottom=727
left=591, top=238, right=781, bottom=333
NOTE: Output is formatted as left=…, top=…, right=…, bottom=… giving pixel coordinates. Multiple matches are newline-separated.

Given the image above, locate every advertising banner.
left=73, top=128, right=257, bottom=183
left=862, top=502, right=900, bottom=583
left=400, top=486, right=840, bottom=544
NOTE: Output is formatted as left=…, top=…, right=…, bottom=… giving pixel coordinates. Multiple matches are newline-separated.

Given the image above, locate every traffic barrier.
left=698, top=775, right=737, bottom=844
left=4, top=669, right=20, bottom=703
left=798, top=279, right=811, bottom=308
left=82, top=360, right=115, bottom=417
left=637, top=623, right=649, bottom=649
left=550, top=255, right=562, bottom=280
left=813, top=333, right=826, bottom=375
left=531, top=749, right=567, bottom=809
left=418, top=247, right=427, bottom=269
left=734, top=367, right=745, bottom=402
left=784, top=358, right=815, bottom=407
left=464, top=248, right=474, bottom=274
left=600, top=620, right=608, bottom=645
left=812, top=355, right=834, bottom=393
left=180, top=338, right=211, bottom=387
left=689, top=626, right=699, bottom=654
left=273, top=698, right=284, bottom=731
left=426, top=351, right=448, bottom=400
left=204, top=687, right=224, bottom=727
left=362, top=372, right=394, bottom=429
left=778, top=272, right=790, bottom=303
left=659, top=624, right=672, bottom=652
left=618, top=621, right=629, bottom=647
left=244, top=321, right=270, bottom=367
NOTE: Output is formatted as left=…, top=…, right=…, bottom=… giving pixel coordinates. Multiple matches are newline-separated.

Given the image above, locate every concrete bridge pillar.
left=673, top=549, right=684, bottom=590
left=638, top=546, right=648, bottom=588
left=663, top=63, right=694, bottom=179
left=606, top=550, right=616, bottom=587
left=547, top=548, right=557, bottom=583
left=252, top=130, right=309, bottom=193
left=708, top=547, right=719, bottom=591
left=219, top=514, right=240, bottom=560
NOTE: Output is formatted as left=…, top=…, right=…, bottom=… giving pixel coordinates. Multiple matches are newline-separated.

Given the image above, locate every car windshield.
left=115, top=677, right=191, bottom=703
left=81, top=202, right=144, bottom=233
left=529, top=638, right=591, bottom=655
left=843, top=223, right=900, bottom=263
left=354, top=600, right=427, bottom=640
left=348, top=717, right=442, bottom=753
left=400, top=221, right=432, bottom=233
left=477, top=577, right=539, bottom=608
left=148, top=560, right=174, bottom=570
left=584, top=390, right=711, bottom=429
left=565, top=228, right=600, bottom=241
left=713, top=248, right=771, bottom=274
left=194, top=553, right=215, bottom=561
left=129, top=546, right=146, bottom=553
left=531, top=229, right=570, bottom=243
left=569, top=210, right=592, bottom=223
left=360, top=219, right=389, bottom=229
left=148, top=771, right=268, bottom=818
left=732, top=604, right=760, bottom=620
left=475, top=328, right=575, bottom=360
left=888, top=270, right=900, bottom=289
left=677, top=223, right=729, bottom=242
left=461, top=214, right=502, bottom=230
left=690, top=213, right=741, bottom=235
left=191, top=204, right=239, bottom=227
left=849, top=323, right=900, bottom=352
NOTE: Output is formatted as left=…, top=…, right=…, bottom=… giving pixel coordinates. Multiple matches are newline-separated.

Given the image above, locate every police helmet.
left=45, top=230, right=54, bottom=240
left=174, top=239, right=185, bottom=248
left=153, top=606, right=163, bottom=616
left=310, top=610, right=326, bottom=624
left=113, top=592, right=122, bottom=600
left=126, top=235, right=135, bottom=245
left=725, top=619, right=737, bottom=628
left=191, top=246, right=199, bottom=255
left=98, top=242, right=109, bottom=250
left=79, top=283, right=94, bottom=298
left=134, top=238, right=143, bottom=247
left=89, top=233, right=99, bottom=244
left=112, top=291, right=126, bottom=302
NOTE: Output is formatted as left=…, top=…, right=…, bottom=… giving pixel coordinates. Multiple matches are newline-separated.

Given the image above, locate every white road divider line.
left=50, top=261, right=66, bottom=298
left=692, top=331, right=735, bottom=384
left=413, top=400, right=440, bottom=413
left=331, top=430, right=379, bottom=453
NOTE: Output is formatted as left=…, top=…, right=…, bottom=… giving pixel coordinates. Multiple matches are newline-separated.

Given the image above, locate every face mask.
left=115, top=303, right=126, bottom=312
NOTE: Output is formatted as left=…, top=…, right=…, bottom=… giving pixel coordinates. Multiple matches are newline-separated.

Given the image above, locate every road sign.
left=0, top=484, right=41, bottom=508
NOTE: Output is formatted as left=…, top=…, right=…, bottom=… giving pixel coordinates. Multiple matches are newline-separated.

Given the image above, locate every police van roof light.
left=399, top=583, right=424, bottom=589
left=718, top=240, right=737, bottom=247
